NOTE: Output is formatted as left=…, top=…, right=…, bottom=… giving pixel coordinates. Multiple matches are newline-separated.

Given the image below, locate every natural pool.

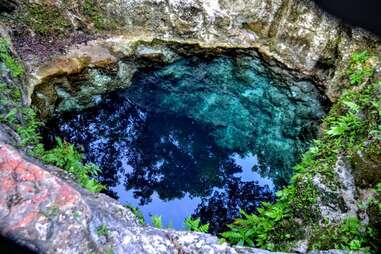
left=44, top=52, right=328, bottom=233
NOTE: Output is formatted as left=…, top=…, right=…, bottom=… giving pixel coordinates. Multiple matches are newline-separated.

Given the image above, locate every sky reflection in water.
left=46, top=54, right=325, bottom=233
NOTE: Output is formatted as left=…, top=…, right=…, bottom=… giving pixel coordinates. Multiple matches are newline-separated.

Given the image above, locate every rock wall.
left=0, top=139, right=278, bottom=254
left=0, top=0, right=380, bottom=253
left=106, top=0, right=381, bottom=100
left=10, top=0, right=380, bottom=104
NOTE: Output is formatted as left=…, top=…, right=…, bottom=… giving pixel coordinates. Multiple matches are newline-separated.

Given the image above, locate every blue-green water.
left=45, top=53, right=327, bottom=233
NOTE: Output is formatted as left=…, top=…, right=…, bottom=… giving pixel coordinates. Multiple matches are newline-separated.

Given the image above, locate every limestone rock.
left=14, top=0, right=380, bottom=105
left=0, top=142, right=288, bottom=254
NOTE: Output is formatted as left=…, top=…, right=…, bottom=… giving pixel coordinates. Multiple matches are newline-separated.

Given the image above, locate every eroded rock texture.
left=14, top=0, right=380, bottom=104
left=0, top=141, right=288, bottom=254
left=0, top=0, right=380, bottom=253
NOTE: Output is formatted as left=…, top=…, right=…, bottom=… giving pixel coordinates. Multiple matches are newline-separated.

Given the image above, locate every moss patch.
left=14, top=1, right=71, bottom=35
left=3, top=0, right=121, bottom=37
left=82, top=0, right=119, bottom=30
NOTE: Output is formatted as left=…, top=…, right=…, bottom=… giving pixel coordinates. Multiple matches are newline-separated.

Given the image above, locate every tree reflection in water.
left=45, top=54, right=325, bottom=233
left=49, top=94, right=275, bottom=232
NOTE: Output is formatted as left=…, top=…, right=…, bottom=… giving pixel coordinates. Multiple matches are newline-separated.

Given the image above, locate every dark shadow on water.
left=43, top=54, right=326, bottom=233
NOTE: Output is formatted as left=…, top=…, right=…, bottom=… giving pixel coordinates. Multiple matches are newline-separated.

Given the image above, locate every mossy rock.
left=351, top=147, right=381, bottom=188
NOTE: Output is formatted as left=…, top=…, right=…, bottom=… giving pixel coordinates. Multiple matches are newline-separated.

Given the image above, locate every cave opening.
left=41, top=50, right=329, bottom=234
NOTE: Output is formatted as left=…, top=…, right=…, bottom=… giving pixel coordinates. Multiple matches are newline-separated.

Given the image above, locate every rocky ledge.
left=0, top=0, right=380, bottom=253
left=9, top=0, right=381, bottom=102
left=0, top=137, right=268, bottom=254
left=0, top=132, right=367, bottom=254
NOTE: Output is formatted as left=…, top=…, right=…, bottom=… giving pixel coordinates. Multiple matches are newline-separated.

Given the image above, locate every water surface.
left=45, top=53, right=326, bottom=233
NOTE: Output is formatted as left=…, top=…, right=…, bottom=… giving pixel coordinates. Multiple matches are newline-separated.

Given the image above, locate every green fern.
left=184, top=217, right=209, bottom=233
left=347, top=50, right=374, bottom=85
left=42, top=138, right=105, bottom=192
left=0, top=38, right=24, bottom=77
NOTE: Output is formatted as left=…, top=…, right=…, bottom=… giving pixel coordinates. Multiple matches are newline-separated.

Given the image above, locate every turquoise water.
left=45, top=53, right=327, bottom=233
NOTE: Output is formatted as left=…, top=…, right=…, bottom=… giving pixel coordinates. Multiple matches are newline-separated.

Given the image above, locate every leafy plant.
left=96, top=224, right=109, bottom=237
left=151, top=215, right=163, bottom=229
left=221, top=205, right=288, bottom=249
left=0, top=38, right=24, bottom=77
left=347, top=50, right=374, bottom=85
left=125, top=205, right=145, bottom=225
left=310, top=217, right=370, bottom=252
left=41, top=138, right=105, bottom=193
left=184, top=217, right=209, bottom=233
left=326, top=112, right=362, bottom=138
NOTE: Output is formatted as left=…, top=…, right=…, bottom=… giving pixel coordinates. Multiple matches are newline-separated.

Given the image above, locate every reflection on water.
left=44, top=54, right=326, bottom=233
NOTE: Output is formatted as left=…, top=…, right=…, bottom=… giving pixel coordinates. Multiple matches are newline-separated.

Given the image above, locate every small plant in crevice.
left=41, top=204, right=60, bottom=219
left=151, top=215, right=163, bottom=229
left=125, top=205, right=145, bottom=225
left=96, top=224, right=109, bottom=237
left=184, top=217, right=209, bottom=233
left=73, top=211, right=82, bottom=220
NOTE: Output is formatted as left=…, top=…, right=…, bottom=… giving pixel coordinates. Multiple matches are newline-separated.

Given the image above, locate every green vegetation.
left=73, top=211, right=82, bottom=220
left=125, top=205, right=145, bottom=225
left=222, top=51, right=381, bottom=252
left=96, top=224, right=109, bottom=237
left=0, top=38, right=23, bottom=77
left=82, top=0, right=118, bottom=30
left=14, top=2, right=71, bottom=35
left=6, top=0, right=119, bottom=36
left=1, top=31, right=380, bottom=251
left=310, top=217, right=373, bottom=252
left=103, top=248, right=115, bottom=254
left=4, top=99, right=104, bottom=193
left=376, top=183, right=381, bottom=214
left=151, top=215, right=163, bottom=229
left=184, top=217, right=209, bottom=233
left=347, top=50, right=375, bottom=85
left=33, top=138, right=105, bottom=193
left=0, top=38, right=104, bottom=193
